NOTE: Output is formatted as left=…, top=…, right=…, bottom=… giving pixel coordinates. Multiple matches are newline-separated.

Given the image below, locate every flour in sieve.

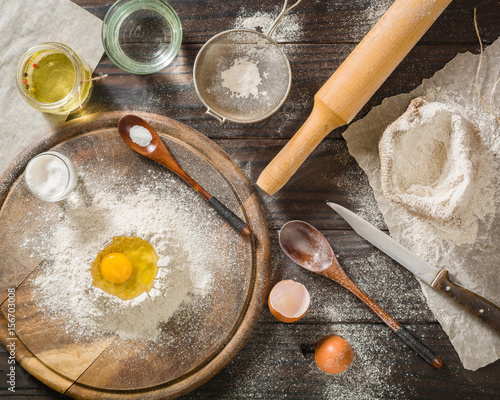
left=221, top=57, right=262, bottom=99
left=23, top=168, right=240, bottom=342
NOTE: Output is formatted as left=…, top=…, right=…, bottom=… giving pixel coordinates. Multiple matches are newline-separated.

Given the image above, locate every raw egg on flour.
left=91, top=236, right=159, bottom=300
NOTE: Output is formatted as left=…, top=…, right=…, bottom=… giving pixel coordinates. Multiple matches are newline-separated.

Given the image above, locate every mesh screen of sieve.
left=193, top=29, right=291, bottom=124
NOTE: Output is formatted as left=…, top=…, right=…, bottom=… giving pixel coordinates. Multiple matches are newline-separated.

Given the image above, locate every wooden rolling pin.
left=257, top=0, right=453, bottom=195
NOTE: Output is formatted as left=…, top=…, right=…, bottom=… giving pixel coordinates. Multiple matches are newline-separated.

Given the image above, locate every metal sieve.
left=193, top=0, right=302, bottom=124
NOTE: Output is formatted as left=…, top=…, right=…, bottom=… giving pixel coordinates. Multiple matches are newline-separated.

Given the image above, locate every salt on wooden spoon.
left=278, top=220, right=444, bottom=369
left=118, top=114, right=252, bottom=237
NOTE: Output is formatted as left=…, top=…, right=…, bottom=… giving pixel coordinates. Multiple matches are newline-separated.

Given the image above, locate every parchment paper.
left=0, top=0, right=104, bottom=174
left=343, top=38, right=500, bottom=370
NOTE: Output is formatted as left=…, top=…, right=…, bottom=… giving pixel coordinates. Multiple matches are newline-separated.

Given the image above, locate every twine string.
left=78, top=74, right=108, bottom=109
left=473, top=8, right=500, bottom=124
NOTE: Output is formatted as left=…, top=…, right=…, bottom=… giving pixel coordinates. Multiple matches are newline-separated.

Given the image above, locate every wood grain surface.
left=1, top=0, right=499, bottom=399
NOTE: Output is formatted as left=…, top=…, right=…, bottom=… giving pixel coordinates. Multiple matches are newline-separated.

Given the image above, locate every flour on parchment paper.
left=343, top=38, right=500, bottom=370
left=379, top=98, right=482, bottom=222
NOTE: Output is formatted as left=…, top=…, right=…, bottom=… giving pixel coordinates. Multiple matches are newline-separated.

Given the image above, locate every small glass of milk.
left=24, top=151, right=77, bottom=202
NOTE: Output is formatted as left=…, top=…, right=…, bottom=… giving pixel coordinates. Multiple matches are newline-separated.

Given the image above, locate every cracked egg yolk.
left=100, top=252, right=133, bottom=284
left=91, top=236, right=159, bottom=301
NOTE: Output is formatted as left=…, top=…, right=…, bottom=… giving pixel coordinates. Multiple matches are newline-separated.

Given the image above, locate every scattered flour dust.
left=227, top=323, right=407, bottom=400
left=221, top=57, right=262, bottom=99
left=22, top=168, right=241, bottom=342
left=233, top=8, right=303, bottom=42
left=342, top=0, right=393, bottom=40
left=363, top=0, right=393, bottom=23
left=321, top=329, right=407, bottom=400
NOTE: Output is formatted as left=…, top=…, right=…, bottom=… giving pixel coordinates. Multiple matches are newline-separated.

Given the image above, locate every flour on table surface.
left=343, top=38, right=500, bottom=370
left=363, top=0, right=393, bottom=23
left=233, top=8, right=303, bottom=42
left=338, top=0, right=393, bottom=40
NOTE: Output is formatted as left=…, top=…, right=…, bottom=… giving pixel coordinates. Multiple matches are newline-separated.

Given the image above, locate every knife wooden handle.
left=432, top=270, right=500, bottom=334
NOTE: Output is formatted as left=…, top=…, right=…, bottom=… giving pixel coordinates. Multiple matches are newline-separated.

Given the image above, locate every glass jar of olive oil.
left=16, top=43, right=92, bottom=114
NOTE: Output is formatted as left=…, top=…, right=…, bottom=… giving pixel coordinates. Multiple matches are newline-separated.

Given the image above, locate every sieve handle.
left=266, top=0, right=303, bottom=37
left=205, top=108, right=226, bottom=124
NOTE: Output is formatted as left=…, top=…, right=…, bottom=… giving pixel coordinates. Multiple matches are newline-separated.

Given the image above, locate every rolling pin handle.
left=257, top=99, right=346, bottom=195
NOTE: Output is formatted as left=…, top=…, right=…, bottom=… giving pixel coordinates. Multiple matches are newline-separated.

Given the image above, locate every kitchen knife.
left=327, top=202, right=500, bottom=335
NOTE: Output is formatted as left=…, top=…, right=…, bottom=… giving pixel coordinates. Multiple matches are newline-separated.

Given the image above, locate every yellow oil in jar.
left=18, top=43, right=93, bottom=114
left=26, top=52, right=76, bottom=103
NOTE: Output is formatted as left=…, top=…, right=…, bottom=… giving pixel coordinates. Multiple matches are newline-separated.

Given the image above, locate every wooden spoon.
left=279, top=220, right=444, bottom=370
left=118, top=114, right=252, bottom=237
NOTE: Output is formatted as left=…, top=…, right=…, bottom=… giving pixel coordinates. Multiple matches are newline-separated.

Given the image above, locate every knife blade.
left=327, top=202, right=500, bottom=335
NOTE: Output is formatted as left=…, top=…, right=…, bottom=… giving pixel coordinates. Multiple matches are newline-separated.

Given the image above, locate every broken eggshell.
left=268, top=279, right=310, bottom=323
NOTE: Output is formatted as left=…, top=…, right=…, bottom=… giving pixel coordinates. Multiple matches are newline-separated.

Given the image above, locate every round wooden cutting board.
left=0, top=112, right=270, bottom=399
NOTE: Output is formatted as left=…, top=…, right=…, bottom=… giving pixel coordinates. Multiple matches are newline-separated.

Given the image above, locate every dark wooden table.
left=1, top=0, right=500, bottom=399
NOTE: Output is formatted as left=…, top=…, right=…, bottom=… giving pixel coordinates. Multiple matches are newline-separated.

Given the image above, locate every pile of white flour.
left=379, top=98, right=482, bottom=222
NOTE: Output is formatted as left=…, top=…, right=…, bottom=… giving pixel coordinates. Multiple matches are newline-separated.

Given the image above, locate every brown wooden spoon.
left=118, top=114, right=252, bottom=237
left=279, top=220, right=444, bottom=370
